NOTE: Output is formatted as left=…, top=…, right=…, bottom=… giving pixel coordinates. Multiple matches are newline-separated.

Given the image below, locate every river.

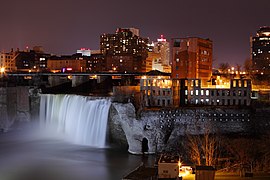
left=0, top=124, right=153, bottom=180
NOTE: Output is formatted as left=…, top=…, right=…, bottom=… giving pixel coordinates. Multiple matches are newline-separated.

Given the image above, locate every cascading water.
left=39, top=94, right=111, bottom=148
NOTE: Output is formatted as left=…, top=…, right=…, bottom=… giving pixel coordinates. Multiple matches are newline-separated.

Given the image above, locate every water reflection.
left=0, top=126, right=146, bottom=180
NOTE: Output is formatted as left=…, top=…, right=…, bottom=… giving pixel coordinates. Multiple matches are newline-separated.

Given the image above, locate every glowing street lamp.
left=0, top=67, right=5, bottom=73
left=178, top=161, right=182, bottom=167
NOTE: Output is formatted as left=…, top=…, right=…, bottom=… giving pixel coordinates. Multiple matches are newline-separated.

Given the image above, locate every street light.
left=0, top=67, right=5, bottom=73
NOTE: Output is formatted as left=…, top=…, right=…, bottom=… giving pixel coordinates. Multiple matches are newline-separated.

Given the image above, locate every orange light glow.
left=0, top=67, right=5, bottom=73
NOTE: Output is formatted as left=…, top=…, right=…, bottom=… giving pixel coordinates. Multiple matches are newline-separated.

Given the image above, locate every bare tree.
left=185, top=123, right=219, bottom=166
left=218, top=62, right=230, bottom=74
left=260, top=133, right=270, bottom=171
left=202, top=128, right=219, bottom=166
left=223, top=137, right=260, bottom=174
left=243, top=59, right=253, bottom=74
left=236, top=64, right=241, bottom=79
left=186, top=134, right=202, bottom=165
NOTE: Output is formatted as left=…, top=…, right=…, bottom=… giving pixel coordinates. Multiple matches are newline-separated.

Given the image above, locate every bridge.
left=1, top=71, right=171, bottom=89
left=5, top=71, right=170, bottom=77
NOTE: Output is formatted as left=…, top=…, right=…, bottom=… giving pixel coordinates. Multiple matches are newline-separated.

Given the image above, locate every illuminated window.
left=244, top=81, right=247, bottom=87
left=195, top=80, right=199, bottom=87
left=233, top=80, right=236, bottom=87
left=238, top=90, right=242, bottom=96
left=195, top=90, right=199, bottom=96
left=206, top=90, right=209, bottom=96
left=201, top=90, right=204, bottom=96
left=190, top=90, right=193, bottom=96
left=176, top=58, right=179, bottom=62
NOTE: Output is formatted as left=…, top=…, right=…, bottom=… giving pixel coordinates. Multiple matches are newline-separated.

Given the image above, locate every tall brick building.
left=171, top=37, right=213, bottom=85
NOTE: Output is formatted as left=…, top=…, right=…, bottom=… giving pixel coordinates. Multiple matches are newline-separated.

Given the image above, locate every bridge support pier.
left=72, top=76, right=89, bottom=87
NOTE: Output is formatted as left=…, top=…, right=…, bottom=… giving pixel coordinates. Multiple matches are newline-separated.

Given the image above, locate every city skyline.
left=0, top=0, right=269, bottom=67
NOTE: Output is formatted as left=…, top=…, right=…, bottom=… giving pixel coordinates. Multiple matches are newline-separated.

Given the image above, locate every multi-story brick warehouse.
left=141, top=77, right=251, bottom=108
left=171, top=37, right=213, bottom=85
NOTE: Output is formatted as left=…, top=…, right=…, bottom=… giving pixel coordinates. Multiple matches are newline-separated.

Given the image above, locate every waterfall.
left=39, top=94, right=111, bottom=148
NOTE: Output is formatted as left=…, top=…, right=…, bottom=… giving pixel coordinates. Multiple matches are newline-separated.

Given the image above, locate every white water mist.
left=40, top=94, right=111, bottom=148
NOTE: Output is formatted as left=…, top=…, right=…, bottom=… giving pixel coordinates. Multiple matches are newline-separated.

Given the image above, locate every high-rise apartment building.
left=100, top=28, right=148, bottom=58
left=100, top=28, right=148, bottom=72
left=250, top=26, right=270, bottom=75
left=171, top=37, right=213, bottom=85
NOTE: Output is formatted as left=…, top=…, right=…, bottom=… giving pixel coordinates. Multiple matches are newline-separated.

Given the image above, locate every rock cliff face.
left=2, top=90, right=268, bottom=155
left=109, top=102, right=252, bottom=154
left=0, top=87, right=33, bottom=131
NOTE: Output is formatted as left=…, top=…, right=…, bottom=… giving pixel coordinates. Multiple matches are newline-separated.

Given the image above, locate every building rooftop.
left=159, top=154, right=179, bottom=164
left=257, top=26, right=270, bottom=36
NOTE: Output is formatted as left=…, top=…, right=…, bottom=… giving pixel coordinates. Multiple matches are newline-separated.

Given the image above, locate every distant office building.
left=15, top=46, right=51, bottom=72
left=90, top=50, right=101, bottom=55
left=171, top=37, right=213, bottom=85
left=106, top=54, right=141, bottom=72
left=147, top=52, right=171, bottom=73
left=145, top=35, right=171, bottom=73
left=100, top=28, right=148, bottom=72
left=141, top=54, right=153, bottom=73
left=47, top=54, right=87, bottom=73
left=77, top=48, right=91, bottom=56
left=153, top=35, right=170, bottom=66
left=250, top=26, right=270, bottom=75
left=0, top=49, right=17, bottom=72
left=86, top=53, right=106, bottom=72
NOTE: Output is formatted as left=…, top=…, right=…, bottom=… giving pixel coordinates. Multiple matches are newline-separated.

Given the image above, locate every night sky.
left=0, top=0, right=269, bottom=67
